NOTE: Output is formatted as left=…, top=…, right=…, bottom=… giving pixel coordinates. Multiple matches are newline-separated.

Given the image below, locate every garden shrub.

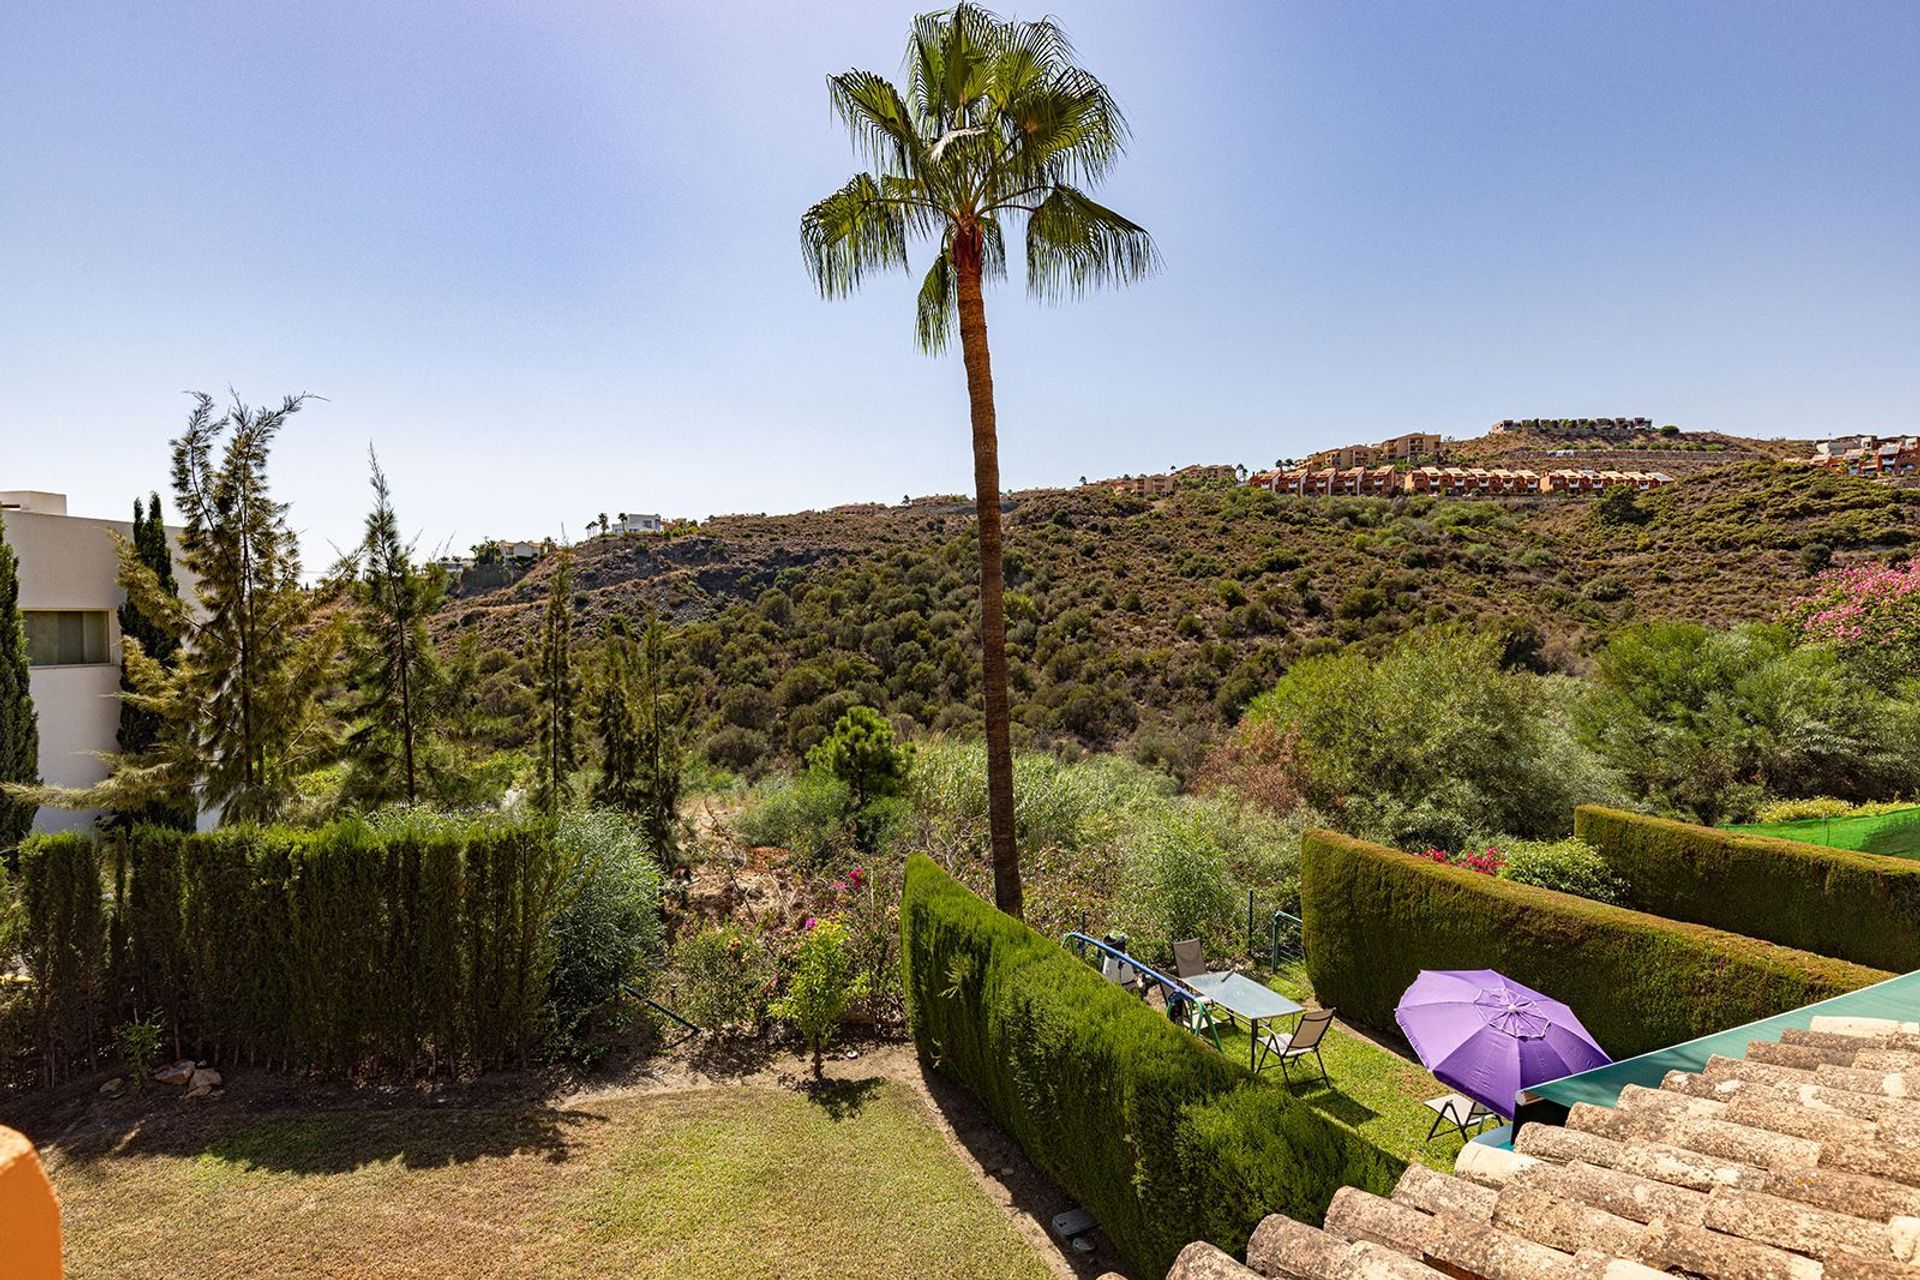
left=1497, top=837, right=1626, bottom=904
left=1573, top=806, right=1920, bottom=973
left=544, top=809, right=667, bottom=1060
left=16, top=817, right=614, bottom=1081
left=730, top=769, right=856, bottom=862
left=1300, top=830, right=1888, bottom=1061
left=902, top=855, right=1402, bottom=1277
left=667, top=923, right=778, bottom=1033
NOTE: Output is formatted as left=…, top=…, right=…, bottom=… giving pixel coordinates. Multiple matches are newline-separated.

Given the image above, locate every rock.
left=99, top=1077, right=124, bottom=1096
left=845, top=1049, right=859, bottom=1060
left=153, top=1060, right=195, bottom=1087
left=185, top=1084, right=211, bottom=1099
left=188, top=1068, right=221, bottom=1091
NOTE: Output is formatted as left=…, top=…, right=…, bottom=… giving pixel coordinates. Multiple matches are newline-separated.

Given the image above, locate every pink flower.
left=804, top=916, right=818, bottom=931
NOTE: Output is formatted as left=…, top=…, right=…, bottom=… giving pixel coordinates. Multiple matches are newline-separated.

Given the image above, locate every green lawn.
left=43, top=1081, right=1053, bottom=1280
left=1723, top=806, right=1920, bottom=860
left=1204, top=964, right=1472, bottom=1173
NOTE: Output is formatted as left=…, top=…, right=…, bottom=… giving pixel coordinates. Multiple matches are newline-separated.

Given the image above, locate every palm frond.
left=1024, top=184, right=1160, bottom=302
left=915, top=246, right=957, bottom=355
left=827, top=70, right=925, bottom=173
left=801, top=173, right=910, bottom=297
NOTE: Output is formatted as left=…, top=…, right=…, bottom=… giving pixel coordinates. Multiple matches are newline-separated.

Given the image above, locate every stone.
left=152, top=1059, right=195, bottom=1087
left=185, top=1084, right=211, bottom=1099
left=187, top=1067, right=221, bottom=1091
left=98, top=1077, right=124, bottom=1096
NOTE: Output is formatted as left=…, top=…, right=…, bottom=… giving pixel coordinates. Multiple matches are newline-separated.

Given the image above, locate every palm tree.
left=802, top=3, right=1156, bottom=918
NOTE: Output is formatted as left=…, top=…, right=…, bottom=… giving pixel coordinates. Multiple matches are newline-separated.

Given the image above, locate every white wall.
left=4, top=504, right=196, bottom=833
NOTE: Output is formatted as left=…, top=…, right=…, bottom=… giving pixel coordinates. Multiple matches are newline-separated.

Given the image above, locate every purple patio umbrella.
left=1394, top=969, right=1610, bottom=1118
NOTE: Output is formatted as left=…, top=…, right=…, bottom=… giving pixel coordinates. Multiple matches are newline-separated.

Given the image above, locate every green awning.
left=1528, top=969, right=1920, bottom=1112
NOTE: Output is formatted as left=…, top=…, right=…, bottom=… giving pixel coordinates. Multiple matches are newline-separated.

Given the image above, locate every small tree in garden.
left=808, top=705, right=911, bottom=851
left=593, top=617, right=644, bottom=813
left=633, top=618, right=686, bottom=865
left=772, top=916, right=870, bottom=1077
left=1792, top=555, right=1920, bottom=685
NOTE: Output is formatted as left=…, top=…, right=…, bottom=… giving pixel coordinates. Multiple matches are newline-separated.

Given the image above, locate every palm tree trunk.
left=953, top=229, right=1023, bottom=920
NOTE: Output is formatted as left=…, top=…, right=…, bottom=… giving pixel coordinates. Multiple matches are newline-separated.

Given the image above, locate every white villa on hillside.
left=1, top=490, right=188, bottom=833
left=612, top=512, right=663, bottom=535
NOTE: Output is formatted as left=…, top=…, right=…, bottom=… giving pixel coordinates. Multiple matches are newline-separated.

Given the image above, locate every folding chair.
left=1424, top=1093, right=1495, bottom=1142
left=1256, top=1008, right=1333, bottom=1086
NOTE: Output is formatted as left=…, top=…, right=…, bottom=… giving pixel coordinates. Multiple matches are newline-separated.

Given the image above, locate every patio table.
left=1184, top=972, right=1304, bottom=1073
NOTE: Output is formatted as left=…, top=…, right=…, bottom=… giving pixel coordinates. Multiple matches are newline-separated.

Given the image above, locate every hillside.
left=434, top=459, right=1918, bottom=774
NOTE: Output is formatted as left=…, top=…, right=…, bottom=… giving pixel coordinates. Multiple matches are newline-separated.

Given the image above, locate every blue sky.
left=4, top=1, right=1916, bottom=564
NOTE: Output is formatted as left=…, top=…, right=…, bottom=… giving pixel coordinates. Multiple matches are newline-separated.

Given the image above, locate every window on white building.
left=24, top=610, right=110, bottom=666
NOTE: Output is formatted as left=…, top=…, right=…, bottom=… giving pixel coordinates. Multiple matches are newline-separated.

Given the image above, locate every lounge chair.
left=1424, top=1092, right=1495, bottom=1142
left=1256, top=1007, right=1333, bottom=1086
left=1172, top=937, right=1208, bottom=980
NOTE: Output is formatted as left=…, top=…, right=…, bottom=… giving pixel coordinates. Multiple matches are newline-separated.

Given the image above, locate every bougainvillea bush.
left=1793, top=555, right=1920, bottom=683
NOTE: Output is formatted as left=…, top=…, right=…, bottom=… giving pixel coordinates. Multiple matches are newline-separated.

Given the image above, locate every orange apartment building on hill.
left=1266, top=465, right=1674, bottom=498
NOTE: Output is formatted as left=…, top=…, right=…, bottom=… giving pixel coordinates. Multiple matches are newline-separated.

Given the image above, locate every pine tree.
left=111, top=493, right=191, bottom=829
left=343, top=450, right=444, bottom=808
left=38, top=393, right=337, bottom=826
left=531, top=549, right=579, bottom=815
left=592, top=617, right=643, bottom=813
left=0, top=514, right=40, bottom=854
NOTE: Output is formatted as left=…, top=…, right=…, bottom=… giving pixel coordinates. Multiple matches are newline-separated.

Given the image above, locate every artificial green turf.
left=1724, top=806, right=1920, bottom=860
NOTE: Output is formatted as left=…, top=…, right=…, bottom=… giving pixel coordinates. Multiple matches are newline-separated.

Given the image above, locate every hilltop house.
left=1, top=491, right=193, bottom=834
left=611, top=512, right=663, bottom=534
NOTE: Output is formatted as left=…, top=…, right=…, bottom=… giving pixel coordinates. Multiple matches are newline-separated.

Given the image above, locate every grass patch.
left=1207, top=963, right=1470, bottom=1173
left=44, top=1082, right=1050, bottom=1280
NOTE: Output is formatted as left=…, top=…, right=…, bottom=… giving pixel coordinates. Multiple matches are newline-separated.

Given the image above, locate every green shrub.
left=731, top=769, right=855, bottom=862
left=1753, top=796, right=1912, bottom=823
left=1496, top=837, right=1626, bottom=904
left=1244, top=629, right=1619, bottom=850
left=18, top=819, right=571, bottom=1081
left=771, top=915, right=869, bottom=1073
left=667, top=923, right=778, bottom=1033
left=114, top=1013, right=165, bottom=1096
left=1300, top=830, right=1887, bottom=1061
left=1574, top=806, right=1920, bottom=973
left=544, top=809, right=666, bottom=1060
left=902, top=855, right=1402, bottom=1277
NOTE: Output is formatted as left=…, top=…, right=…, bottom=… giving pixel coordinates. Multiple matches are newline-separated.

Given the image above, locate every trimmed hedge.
left=1575, top=806, right=1920, bottom=974
left=1300, top=830, right=1889, bottom=1061
left=19, top=819, right=568, bottom=1081
left=901, top=855, right=1402, bottom=1278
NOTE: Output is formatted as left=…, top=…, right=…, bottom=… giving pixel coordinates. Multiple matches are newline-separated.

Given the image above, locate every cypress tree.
left=343, top=450, right=443, bottom=807
left=112, top=493, right=191, bottom=829
left=531, top=549, right=579, bottom=815
left=592, top=617, right=642, bottom=813
left=0, top=514, right=39, bottom=854
left=633, top=617, right=685, bottom=865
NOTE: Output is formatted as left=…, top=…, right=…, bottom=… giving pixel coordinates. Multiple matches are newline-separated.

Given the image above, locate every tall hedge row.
left=1300, top=830, right=1889, bottom=1061
left=19, top=819, right=568, bottom=1081
left=900, top=855, right=1403, bottom=1278
left=1574, top=806, right=1920, bottom=974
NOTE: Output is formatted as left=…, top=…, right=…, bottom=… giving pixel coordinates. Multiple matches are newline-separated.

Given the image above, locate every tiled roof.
left=1137, top=1017, right=1920, bottom=1280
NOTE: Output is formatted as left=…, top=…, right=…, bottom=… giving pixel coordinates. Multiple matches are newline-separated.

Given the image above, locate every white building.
left=612, top=512, right=663, bottom=535
left=2, top=490, right=186, bottom=834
